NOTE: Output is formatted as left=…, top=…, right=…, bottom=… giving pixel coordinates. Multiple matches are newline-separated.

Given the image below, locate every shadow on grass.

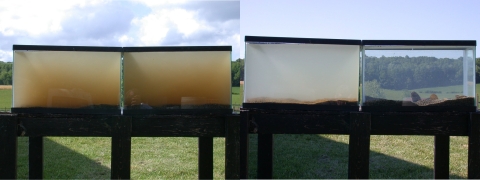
left=17, top=137, right=111, bottom=179
left=247, top=134, right=465, bottom=179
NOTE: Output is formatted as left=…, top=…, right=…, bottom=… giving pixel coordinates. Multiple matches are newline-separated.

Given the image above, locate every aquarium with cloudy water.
left=361, top=40, right=477, bottom=112
left=122, top=46, right=232, bottom=114
left=243, top=36, right=361, bottom=110
left=12, top=45, right=122, bottom=114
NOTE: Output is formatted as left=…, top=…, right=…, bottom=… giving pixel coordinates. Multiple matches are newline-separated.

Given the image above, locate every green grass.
left=232, top=86, right=242, bottom=112
left=247, top=134, right=468, bottom=179
left=0, top=89, right=11, bottom=111
left=3, top=87, right=472, bottom=178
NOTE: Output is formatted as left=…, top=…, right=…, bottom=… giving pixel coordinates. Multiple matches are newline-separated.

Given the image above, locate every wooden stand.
left=0, top=113, right=240, bottom=179
left=240, top=109, right=480, bottom=179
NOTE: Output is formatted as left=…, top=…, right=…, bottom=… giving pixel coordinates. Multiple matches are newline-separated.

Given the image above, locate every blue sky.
left=240, top=0, right=480, bottom=58
left=1, top=0, right=479, bottom=62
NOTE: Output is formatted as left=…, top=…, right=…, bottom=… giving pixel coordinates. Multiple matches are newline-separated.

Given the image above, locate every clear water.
left=244, top=43, right=360, bottom=105
left=13, top=51, right=121, bottom=108
left=362, top=46, right=476, bottom=107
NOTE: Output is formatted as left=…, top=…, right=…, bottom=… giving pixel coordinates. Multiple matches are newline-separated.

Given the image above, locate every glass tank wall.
left=361, top=40, right=477, bottom=111
left=12, top=45, right=122, bottom=113
left=243, top=36, right=361, bottom=110
left=122, top=46, right=231, bottom=113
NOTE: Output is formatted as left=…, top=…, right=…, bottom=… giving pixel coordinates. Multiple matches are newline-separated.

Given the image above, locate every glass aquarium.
left=361, top=40, right=477, bottom=112
left=243, top=36, right=361, bottom=110
left=12, top=45, right=122, bottom=114
left=122, top=46, right=232, bottom=114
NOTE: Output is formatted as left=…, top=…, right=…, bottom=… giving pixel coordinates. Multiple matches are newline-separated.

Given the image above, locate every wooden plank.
left=0, top=114, right=17, bottom=179
left=348, top=112, right=371, bottom=179
left=131, top=116, right=225, bottom=137
left=198, top=137, right=213, bottom=179
left=370, top=112, right=468, bottom=135
left=469, top=113, right=480, bottom=179
left=19, top=116, right=113, bottom=137
left=240, top=110, right=249, bottom=179
left=250, top=111, right=350, bottom=134
left=111, top=116, right=132, bottom=179
left=434, top=135, right=449, bottom=179
left=29, top=136, right=44, bottom=179
left=257, top=134, right=273, bottom=179
left=225, top=115, right=241, bottom=179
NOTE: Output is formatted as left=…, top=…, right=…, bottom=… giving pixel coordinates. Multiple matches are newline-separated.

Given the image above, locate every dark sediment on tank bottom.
left=363, top=96, right=475, bottom=106
left=126, top=104, right=231, bottom=110
left=80, top=104, right=119, bottom=109
left=313, top=100, right=358, bottom=106
left=363, top=98, right=406, bottom=106
left=427, top=97, right=474, bottom=106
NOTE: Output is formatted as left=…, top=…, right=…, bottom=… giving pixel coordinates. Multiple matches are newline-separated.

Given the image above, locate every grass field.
left=0, top=89, right=11, bottom=111
left=1, top=86, right=473, bottom=178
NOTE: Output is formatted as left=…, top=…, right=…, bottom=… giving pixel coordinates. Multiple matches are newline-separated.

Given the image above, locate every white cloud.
left=0, top=50, right=12, bottom=62
left=0, top=0, right=240, bottom=61
left=131, top=0, right=187, bottom=7
left=0, top=0, right=112, bottom=37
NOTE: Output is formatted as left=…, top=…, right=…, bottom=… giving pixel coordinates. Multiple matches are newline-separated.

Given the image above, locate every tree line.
left=0, top=61, right=12, bottom=85
left=364, top=55, right=475, bottom=90
left=0, top=57, right=479, bottom=87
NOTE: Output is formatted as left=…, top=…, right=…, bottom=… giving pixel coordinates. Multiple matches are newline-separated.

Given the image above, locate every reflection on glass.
left=362, top=46, right=476, bottom=107
left=123, top=51, right=231, bottom=110
left=13, top=51, right=121, bottom=109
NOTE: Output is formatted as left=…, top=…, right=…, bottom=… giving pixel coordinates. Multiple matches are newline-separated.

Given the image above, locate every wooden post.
left=225, top=115, right=241, bottom=179
left=348, top=112, right=371, bottom=179
left=198, top=137, right=213, bottom=179
left=434, top=135, right=450, bottom=179
left=111, top=116, right=132, bottom=179
left=257, top=134, right=273, bottom=179
left=469, top=113, right=480, bottom=179
left=0, top=114, right=17, bottom=179
left=29, top=136, right=44, bottom=179
left=240, top=110, right=250, bottom=179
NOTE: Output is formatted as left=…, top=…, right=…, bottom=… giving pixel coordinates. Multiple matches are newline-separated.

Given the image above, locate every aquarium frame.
left=243, top=36, right=361, bottom=111
left=245, top=36, right=362, bottom=45
left=123, top=46, right=232, bottom=52
left=12, top=45, right=123, bottom=115
left=122, top=45, right=233, bottom=115
left=13, top=45, right=123, bottom=52
left=362, top=40, right=476, bottom=46
left=360, top=40, right=477, bottom=112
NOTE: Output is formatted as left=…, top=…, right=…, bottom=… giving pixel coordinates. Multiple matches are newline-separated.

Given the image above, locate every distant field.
left=0, top=85, right=12, bottom=89
left=232, top=86, right=242, bottom=112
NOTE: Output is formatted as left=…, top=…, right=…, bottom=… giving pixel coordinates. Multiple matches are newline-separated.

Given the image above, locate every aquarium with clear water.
left=122, top=46, right=232, bottom=114
left=243, top=36, right=361, bottom=110
left=12, top=45, right=122, bottom=114
left=361, top=40, right=477, bottom=112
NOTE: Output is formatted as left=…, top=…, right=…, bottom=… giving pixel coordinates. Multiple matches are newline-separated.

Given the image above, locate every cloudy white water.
left=0, top=0, right=240, bottom=62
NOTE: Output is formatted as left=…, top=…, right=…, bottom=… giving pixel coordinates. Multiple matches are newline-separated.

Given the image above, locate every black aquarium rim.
left=123, top=46, right=232, bottom=52
left=362, top=40, right=476, bottom=46
left=361, top=106, right=477, bottom=112
left=242, top=103, right=360, bottom=111
left=11, top=108, right=121, bottom=115
left=13, top=45, right=123, bottom=52
left=245, top=36, right=362, bottom=45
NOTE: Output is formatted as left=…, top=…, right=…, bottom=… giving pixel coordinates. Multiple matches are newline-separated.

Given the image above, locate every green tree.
left=231, top=58, right=244, bottom=86
left=0, top=61, right=12, bottom=85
